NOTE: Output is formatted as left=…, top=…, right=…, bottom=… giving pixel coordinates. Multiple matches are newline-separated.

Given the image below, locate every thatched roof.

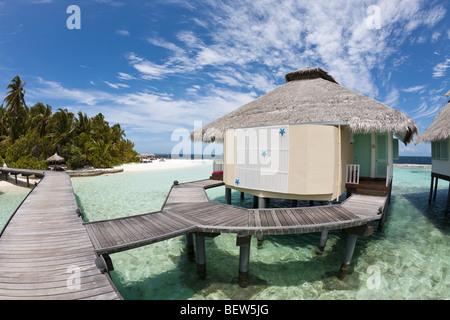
left=191, top=67, right=418, bottom=144
left=416, top=100, right=450, bottom=143
left=46, top=152, right=65, bottom=163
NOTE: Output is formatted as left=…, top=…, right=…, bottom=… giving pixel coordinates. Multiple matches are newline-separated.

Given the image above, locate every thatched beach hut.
left=192, top=67, right=418, bottom=203
left=416, top=98, right=450, bottom=213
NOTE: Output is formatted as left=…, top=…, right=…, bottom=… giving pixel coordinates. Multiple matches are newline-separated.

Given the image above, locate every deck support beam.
left=318, top=230, right=328, bottom=252
left=195, top=234, right=206, bottom=280
left=185, top=233, right=195, bottom=262
left=225, top=187, right=231, bottom=205
left=236, top=235, right=251, bottom=288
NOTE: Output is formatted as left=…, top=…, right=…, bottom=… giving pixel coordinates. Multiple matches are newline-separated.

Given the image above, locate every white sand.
left=118, top=159, right=213, bottom=173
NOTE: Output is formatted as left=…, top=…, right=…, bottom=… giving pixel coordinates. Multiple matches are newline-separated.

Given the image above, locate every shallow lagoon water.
left=1, top=163, right=449, bottom=299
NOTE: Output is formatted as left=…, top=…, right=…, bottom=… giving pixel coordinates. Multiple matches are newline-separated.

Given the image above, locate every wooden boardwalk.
left=85, top=179, right=389, bottom=255
left=0, top=170, right=121, bottom=300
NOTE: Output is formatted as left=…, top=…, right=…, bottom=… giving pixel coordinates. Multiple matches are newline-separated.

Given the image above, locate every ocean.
left=0, top=159, right=448, bottom=300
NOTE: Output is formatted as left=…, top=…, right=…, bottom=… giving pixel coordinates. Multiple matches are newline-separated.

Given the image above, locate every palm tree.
left=4, top=76, right=27, bottom=140
left=49, top=108, right=76, bottom=151
left=29, top=102, right=52, bottom=137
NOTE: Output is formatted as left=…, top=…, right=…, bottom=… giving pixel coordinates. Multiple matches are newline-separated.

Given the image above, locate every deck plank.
left=0, top=170, right=121, bottom=300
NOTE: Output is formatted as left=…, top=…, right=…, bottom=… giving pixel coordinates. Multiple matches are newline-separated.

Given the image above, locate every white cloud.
left=103, top=81, right=129, bottom=89
left=433, top=59, right=450, bottom=78
left=116, top=30, right=130, bottom=36
left=402, top=85, right=426, bottom=93
left=117, top=72, right=135, bottom=80
left=135, top=0, right=445, bottom=98
left=28, top=77, right=256, bottom=135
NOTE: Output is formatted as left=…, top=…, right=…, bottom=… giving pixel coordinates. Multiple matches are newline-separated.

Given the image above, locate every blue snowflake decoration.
left=261, top=150, right=267, bottom=157
left=235, top=179, right=240, bottom=185
left=279, top=128, right=286, bottom=136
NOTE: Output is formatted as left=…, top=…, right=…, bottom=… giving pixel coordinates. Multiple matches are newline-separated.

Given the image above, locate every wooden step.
left=355, top=189, right=387, bottom=196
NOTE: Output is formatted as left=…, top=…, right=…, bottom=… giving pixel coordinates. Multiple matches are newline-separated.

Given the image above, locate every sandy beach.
left=0, top=159, right=214, bottom=189
left=118, top=159, right=213, bottom=173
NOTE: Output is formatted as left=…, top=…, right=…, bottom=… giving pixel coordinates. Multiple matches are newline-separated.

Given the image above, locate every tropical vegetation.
left=0, top=76, right=138, bottom=170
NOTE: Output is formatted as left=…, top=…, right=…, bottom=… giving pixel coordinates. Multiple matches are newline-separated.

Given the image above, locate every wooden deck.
left=0, top=169, right=121, bottom=300
left=85, top=179, right=389, bottom=256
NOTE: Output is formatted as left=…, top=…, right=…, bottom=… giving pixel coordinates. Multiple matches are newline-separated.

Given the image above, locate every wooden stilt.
left=185, top=233, right=195, bottom=262
left=236, top=235, right=251, bottom=288
left=445, top=183, right=450, bottom=215
left=318, top=230, right=328, bottom=252
left=339, top=233, right=358, bottom=279
left=434, top=177, right=439, bottom=200
left=26, top=176, right=30, bottom=187
left=309, top=200, right=314, bottom=206
left=258, top=197, right=266, bottom=208
left=240, top=192, right=244, bottom=200
left=292, top=200, right=298, bottom=207
left=253, top=196, right=258, bottom=208
left=14, top=174, right=18, bottom=184
left=195, top=234, right=206, bottom=280
left=257, top=197, right=265, bottom=248
left=225, top=187, right=231, bottom=205
left=429, top=175, right=434, bottom=203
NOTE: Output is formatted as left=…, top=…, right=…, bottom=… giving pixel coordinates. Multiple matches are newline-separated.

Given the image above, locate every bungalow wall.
left=223, top=124, right=354, bottom=201
left=431, top=138, right=450, bottom=178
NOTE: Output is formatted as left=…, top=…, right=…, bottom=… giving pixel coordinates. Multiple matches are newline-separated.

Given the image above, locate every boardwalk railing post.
left=195, top=234, right=206, bottom=280
left=186, top=233, right=195, bottom=262
left=236, top=234, right=251, bottom=288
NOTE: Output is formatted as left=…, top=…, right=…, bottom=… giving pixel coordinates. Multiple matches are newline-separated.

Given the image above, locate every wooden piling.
left=195, top=234, right=206, bottom=280
left=237, top=235, right=251, bottom=288
left=434, top=177, right=439, bottom=200
left=446, top=183, right=450, bottom=214
left=318, top=230, right=328, bottom=252
left=339, top=233, right=358, bottom=279
left=240, top=192, right=244, bottom=200
left=429, top=174, right=434, bottom=203
left=225, top=187, right=231, bottom=205
left=185, top=233, right=195, bottom=262
left=257, top=197, right=265, bottom=248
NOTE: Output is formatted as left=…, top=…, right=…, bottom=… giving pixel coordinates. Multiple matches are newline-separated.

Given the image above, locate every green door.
left=353, top=134, right=371, bottom=177
left=375, top=133, right=387, bottom=178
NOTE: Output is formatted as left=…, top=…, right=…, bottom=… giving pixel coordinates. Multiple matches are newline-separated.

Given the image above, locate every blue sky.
left=0, top=0, right=449, bottom=156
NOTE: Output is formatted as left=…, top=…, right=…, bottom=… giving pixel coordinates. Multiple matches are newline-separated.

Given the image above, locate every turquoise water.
left=1, top=163, right=449, bottom=299
left=0, top=183, right=31, bottom=230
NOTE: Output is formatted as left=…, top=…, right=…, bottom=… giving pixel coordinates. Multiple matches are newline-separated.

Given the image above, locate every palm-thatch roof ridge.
left=191, top=67, right=418, bottom=145
left=416, top=100, right=450, bottom=143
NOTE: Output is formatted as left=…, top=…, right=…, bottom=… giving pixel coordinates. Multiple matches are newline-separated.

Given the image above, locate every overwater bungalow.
left=192, top=67, right=418, bottom=204
left=416, top=94, right=450, bottom=213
